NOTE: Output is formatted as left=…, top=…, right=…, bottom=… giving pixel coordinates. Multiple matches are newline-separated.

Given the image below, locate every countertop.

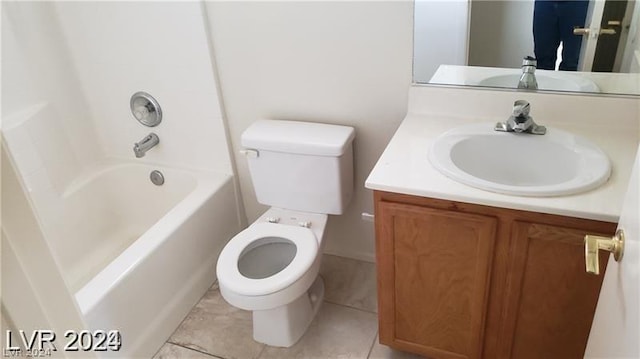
left=429, top=65, right=640, bottom=96
left=365, top=86, right=639, bottom=223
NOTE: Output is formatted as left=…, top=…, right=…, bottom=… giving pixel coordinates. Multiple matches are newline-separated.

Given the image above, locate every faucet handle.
left=512, top=100, right=530, bottom=118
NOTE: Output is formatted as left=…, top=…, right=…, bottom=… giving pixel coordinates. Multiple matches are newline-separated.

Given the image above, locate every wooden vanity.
left=374, top=191, right=616, bottom=359
left=365, top=86, right=638, bottom=359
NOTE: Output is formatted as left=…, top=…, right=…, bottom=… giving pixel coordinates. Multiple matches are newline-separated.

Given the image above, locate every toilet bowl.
left=217, top=208, right=328, bottom=347
left=215, top=120, right=355, bottom=347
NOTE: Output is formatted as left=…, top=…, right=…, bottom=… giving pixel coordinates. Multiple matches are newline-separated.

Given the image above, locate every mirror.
left=414, top=0, right=640, bottom=96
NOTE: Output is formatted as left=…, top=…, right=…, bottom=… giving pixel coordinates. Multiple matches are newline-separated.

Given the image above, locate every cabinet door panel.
left=377, top=202, right=497, bottom=359
left=501, top=222, right=609, bottom=359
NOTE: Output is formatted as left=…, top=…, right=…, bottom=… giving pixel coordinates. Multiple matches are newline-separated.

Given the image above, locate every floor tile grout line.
left=323, top=298, right=378, bottom=315
left=163, top=259, right=381, bottom=358
left=163, top=280, right=220, bottom=349
left=322, top=253, right=376, bottom=265
left=166, top=342, right=225, bottom=359
left=366, top=330, right=380, bottom=359
left=254, top=343, right=268, bottom=359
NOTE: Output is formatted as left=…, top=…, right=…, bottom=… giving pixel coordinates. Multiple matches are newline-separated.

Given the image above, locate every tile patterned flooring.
left=154, top=254, right=422, bottom=359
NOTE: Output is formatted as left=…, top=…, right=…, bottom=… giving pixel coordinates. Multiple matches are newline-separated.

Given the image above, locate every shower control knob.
left=133, top=106, right=149, bottom=121
left=298, top=221, right=311, bottom=228
left=130, top=91, right=162, bottom=127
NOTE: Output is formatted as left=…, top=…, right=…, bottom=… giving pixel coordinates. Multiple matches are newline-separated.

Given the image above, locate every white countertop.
left=365, top=87, right=639, bottom=223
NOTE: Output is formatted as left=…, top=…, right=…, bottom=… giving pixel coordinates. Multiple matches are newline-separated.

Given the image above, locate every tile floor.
left=154, top=254, right=422, bottom=359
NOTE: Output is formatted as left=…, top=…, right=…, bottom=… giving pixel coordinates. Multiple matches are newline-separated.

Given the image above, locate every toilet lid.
left=217, top=222, right=318, bottom=296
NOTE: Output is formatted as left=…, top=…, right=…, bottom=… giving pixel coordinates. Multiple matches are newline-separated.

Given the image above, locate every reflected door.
left=579, top=0, right=630, bottom=71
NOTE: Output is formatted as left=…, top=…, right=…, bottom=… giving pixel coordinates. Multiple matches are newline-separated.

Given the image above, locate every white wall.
left=205, top=1, right=414, bottom=262
left=414, top=0, right=470, bottom=83
left=53, top=2, right=232, bottom=174
left=468, top=0, right=535, bottom=68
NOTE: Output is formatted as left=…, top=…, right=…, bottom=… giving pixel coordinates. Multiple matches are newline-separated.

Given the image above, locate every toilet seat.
left=217, top=222, right=318, bottom=297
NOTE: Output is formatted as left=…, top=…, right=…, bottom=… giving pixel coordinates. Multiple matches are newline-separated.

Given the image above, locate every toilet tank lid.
left=241, top=120, right=355, bottom=156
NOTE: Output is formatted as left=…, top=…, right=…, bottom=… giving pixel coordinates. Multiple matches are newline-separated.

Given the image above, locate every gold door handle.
left=573, top=28, right=590, bottom=35
left=573, top=28, right=617, bottom=36
left=584, top=229, right=625, bottom=275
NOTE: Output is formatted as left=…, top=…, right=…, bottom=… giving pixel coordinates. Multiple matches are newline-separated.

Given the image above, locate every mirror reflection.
left=414, top=0, right=640, bottom=96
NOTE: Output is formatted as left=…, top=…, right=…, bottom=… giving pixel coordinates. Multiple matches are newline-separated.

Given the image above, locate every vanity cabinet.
left=374, top=191, right=616, bottom=359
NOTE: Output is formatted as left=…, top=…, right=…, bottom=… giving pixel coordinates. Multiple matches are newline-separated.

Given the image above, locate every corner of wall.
left=200, top=1, right=247, bottom=229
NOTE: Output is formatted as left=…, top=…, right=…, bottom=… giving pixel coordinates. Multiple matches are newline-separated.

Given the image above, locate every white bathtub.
left=3, top=104, right=241, bottom=357
left=51, top=162, right=239, bottom=357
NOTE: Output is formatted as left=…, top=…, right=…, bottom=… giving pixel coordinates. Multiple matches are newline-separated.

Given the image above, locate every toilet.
left=216, top=120, right=355, bottom=347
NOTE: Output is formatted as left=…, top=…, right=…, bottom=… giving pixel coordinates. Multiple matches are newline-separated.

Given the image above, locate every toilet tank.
left=241, top=120, right=355, bottom=215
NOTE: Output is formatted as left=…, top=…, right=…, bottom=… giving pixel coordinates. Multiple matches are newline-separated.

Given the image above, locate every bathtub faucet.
left=133, top=133, right=159, bottom=158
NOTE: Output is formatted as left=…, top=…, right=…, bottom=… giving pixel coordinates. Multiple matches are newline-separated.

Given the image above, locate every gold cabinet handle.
left=584, top=229, right=625, bottom=275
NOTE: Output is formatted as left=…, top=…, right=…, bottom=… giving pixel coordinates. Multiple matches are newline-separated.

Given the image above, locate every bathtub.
left=45, top=162, right=240, bottom=358
left=3, top=102, right=241, bottom=357
left=1, top=142, right=241, bottom=358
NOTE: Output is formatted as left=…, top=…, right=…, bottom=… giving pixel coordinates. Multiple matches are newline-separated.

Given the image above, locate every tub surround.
left=4, top=129, right=241, bottom=358
left=53, top=2, right=232, bottom=174
left=3, top=104, right=241, bottom=358
left=2, top=3, right=243, bottom=358
left=1, top=145, right=92, bottom=358
left=366, top=85, right=640, bottom=222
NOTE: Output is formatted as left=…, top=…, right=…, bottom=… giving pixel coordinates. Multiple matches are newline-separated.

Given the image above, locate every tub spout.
left=133, top=133, right=159, bottom=158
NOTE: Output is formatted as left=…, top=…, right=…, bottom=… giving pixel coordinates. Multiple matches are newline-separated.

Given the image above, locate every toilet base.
left=252, top=276, right=325, bottom=347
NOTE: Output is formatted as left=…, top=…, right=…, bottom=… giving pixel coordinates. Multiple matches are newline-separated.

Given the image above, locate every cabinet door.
left=376, top=201, right=497, bottom=359
left=499, top=222, right=610, bottom=359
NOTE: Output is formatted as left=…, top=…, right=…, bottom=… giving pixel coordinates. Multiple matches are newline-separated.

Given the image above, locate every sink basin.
left=477, top=73, right=600, bottom=93
left=428, top=123, right=611, bottom=196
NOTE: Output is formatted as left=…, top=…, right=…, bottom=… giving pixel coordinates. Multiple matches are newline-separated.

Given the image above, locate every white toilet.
left=216, top=120, right=355, bottom=347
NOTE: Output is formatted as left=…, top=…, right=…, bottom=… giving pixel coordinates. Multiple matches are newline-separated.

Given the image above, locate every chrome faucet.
left=495, top=100, right=546, bottom=135
left=133, top=133, right=159, bottom=158
left=518, top=56, right=538, bottom=90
